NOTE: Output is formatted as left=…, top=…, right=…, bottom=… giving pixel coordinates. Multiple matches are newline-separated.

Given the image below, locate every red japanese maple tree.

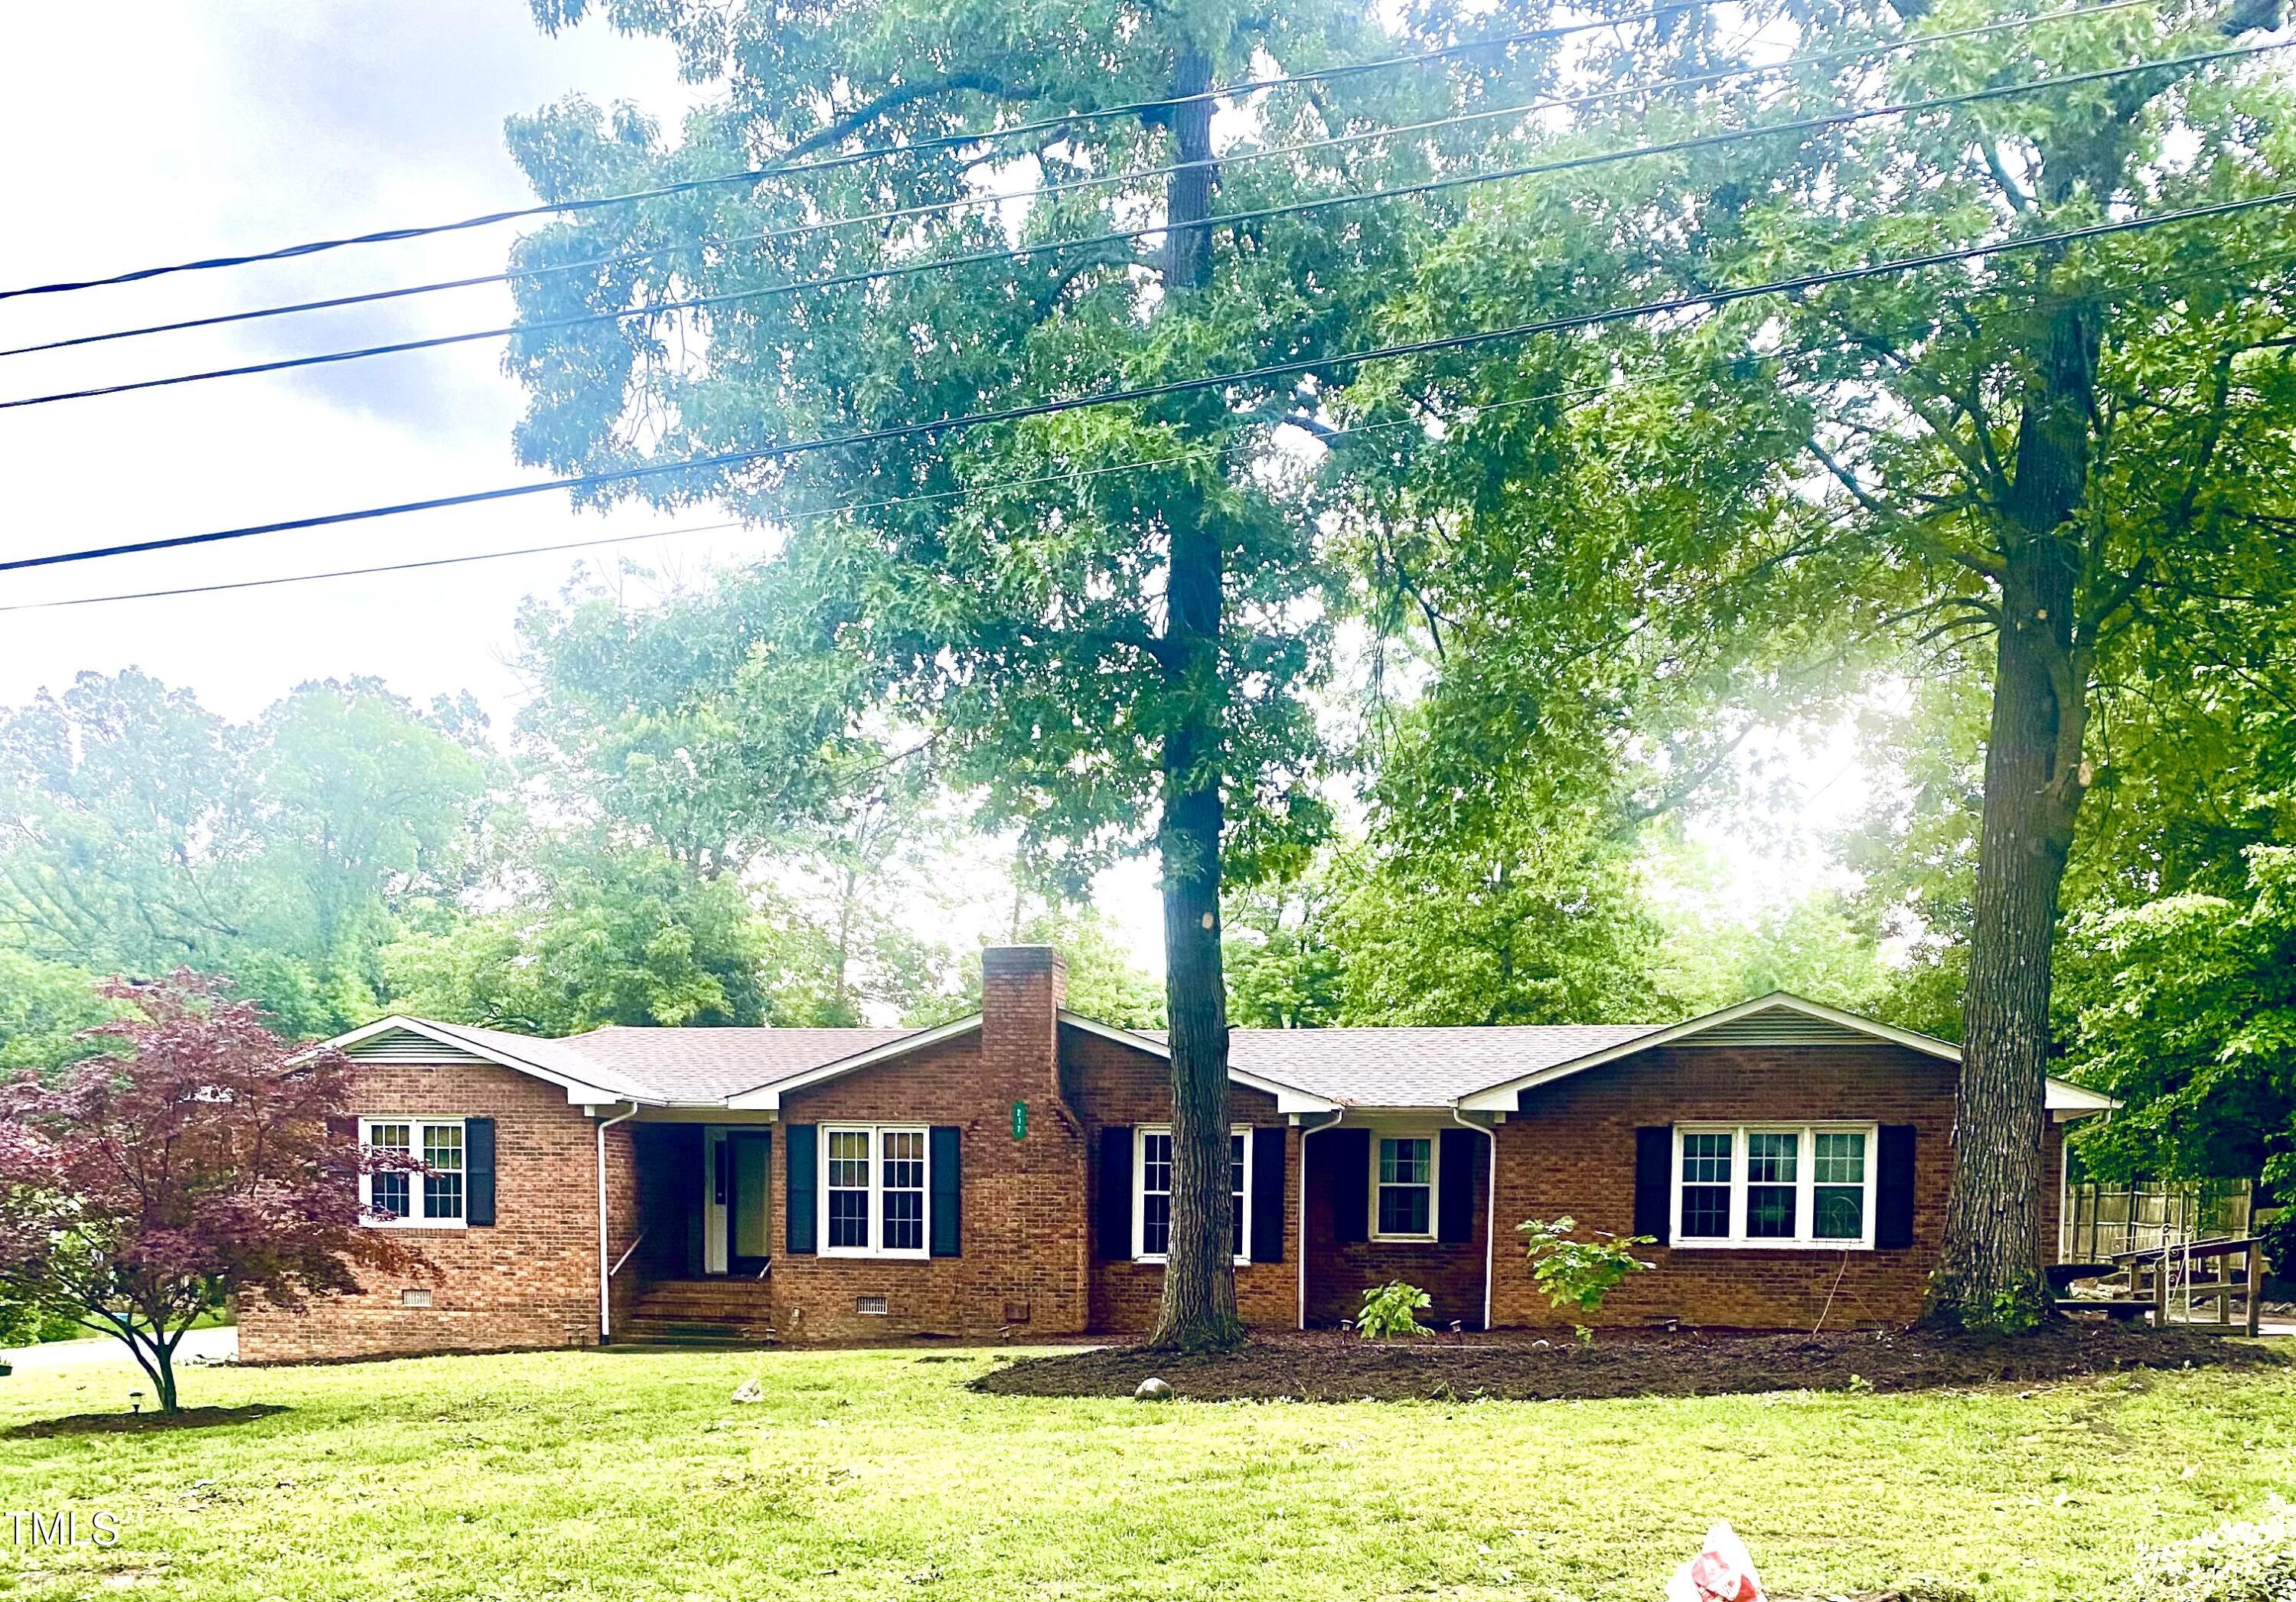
left=0, top=972, right=412, bottom=1411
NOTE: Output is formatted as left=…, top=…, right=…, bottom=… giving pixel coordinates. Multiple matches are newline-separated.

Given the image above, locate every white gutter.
left=1296, top=1110, right=1344, bottom=1330
left=595, top=1104, right=639, bottom=1341
left=1451, top=1106, right=1499, bottom=1333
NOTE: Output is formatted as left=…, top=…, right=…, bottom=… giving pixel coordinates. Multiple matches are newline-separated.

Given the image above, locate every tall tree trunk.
left=1926, top=294, right=2098, bottom=1332
left=1147, top=41, right=1243, bottom=1353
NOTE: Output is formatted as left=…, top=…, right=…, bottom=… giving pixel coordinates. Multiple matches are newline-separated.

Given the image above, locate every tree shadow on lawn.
left=974, top=1322, right=2288, bottom=1401
left=4, top=1404, right=288, bottom=1439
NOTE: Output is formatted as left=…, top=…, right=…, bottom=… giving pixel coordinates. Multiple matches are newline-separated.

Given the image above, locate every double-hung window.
left=360, top=1117, right=465, bottom=1227
left=1671, top=1125, right=1874, bottom=1248
left=1373, top=1135, right=1436, bottom=1241
left=820, top=1125, right=930, bottom=1258
left=1134, top=1127, right=1252, bottom=1264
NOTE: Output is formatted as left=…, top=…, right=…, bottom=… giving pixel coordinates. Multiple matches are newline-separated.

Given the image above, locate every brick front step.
left=615, top=1315, right=775, bottom=1346
left=617, top=1279, right=776, bottom=1345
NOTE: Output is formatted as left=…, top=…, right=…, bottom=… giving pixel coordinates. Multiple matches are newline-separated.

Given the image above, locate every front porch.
left=611, top=1118, right=780, bottom=1343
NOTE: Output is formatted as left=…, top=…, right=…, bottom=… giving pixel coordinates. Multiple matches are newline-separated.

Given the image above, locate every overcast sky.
left=0, top=2, right=751, bottom=717
left=0, top=2, right=1871, bottom=972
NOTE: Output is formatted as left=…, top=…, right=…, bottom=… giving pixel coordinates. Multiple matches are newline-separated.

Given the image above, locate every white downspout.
left=596, top=1104, right=638, bottom=1342
left=1452, top=1106, right=1498, bottom=1333
left=1297, top=1110, right=1343, bottom=1330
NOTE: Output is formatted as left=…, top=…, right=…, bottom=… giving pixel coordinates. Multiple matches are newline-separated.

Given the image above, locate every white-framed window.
left=820, top=1125, right=930, bottom=1258
left=1371, top=1134, right=1437, bottom=1241
left=1671, top=1124, right=1875, bottom=1249
left=360, top=1117, right=465, bottom=1228
left=1133, top=1127, right=1252, bottom=1264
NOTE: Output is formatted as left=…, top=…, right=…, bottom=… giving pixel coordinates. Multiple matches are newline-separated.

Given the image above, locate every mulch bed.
left=5, top=1404, right=287, bottom=1438
left=971, top=1321, right=2284, bottom=1402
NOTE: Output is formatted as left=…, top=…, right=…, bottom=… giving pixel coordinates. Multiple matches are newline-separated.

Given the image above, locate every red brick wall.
left=1302, top=1122, right=1490, bottom=1330
left=765, top=948, right=1091, bottom=1342
left=1062, top=1028, right=1298, bottom=1333
left=237, top=1063, right=606, bottom=1362
left=1489, top=1044, right=1958, bottom=1330
left=769, top=1042, right=1091, bottom=1341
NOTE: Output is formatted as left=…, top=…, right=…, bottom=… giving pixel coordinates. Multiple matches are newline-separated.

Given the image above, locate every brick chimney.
left=980, top=945, right=1066, bottom=1098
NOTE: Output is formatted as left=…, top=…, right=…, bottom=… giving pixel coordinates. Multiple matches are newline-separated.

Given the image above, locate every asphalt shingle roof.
left=1216, top=1025, right=1664, bottom=1108
left=558, top=1025, right=931, bottom=1103
left=374, top=1016, right=1668, bottom=1108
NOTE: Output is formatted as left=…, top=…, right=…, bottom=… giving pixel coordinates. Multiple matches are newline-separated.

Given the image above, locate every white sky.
left=0, top=2, right=1864, bottom=976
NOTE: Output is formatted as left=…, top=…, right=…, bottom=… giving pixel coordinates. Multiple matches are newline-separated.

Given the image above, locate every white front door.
left=703, top=1128, right=729, bottom=1275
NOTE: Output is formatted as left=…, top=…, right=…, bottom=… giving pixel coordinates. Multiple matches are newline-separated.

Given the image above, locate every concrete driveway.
left=1, top=1325, right=237, bottom=1373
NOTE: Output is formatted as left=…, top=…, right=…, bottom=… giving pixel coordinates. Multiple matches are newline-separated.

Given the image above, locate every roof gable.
left=327, top=1016, right=660, bottom=1106
left=1456, top=993, right=1956, bottom=1110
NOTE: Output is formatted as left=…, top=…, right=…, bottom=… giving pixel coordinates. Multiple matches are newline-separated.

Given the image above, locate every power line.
left=0, top=387, right=1626, bottom=615
left=0, top=7, right=1707, bottom=307
left=5, top=187, right=2286, bottom=579
left=9, top=223, right=2272, bottom=618
left=0, top=0, right=2154, bottom=362
left=9, top=38, right=2276, bottom=415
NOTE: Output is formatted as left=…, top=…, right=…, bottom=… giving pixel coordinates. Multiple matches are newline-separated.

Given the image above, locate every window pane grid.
left=827, top=1129, right=871, bottom=1250
left=1677, top=1127, right=1873, bottom=1246
left=1230, top=1133, right=1247, bottom=1261
left=882, top=1130, right=925, bottom=1252
left=1375, top=1137, right=1433, bottom=1238
left=1140, top=1133, right=1173, bottom=1258
left=369, top=1123, right=411, bottom=1220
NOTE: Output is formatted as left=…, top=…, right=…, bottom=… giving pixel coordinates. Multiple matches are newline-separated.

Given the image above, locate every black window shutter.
left=1877, top=1124, right=1917, bottom=1249
left=1632, top=1127, right=1671, bottom=1245
left=784, top=1124, right=817, bottom=1255
left=1250, top=1127, right=1286, bottom=1263
left=1437, top=1128, right=1479, bottom=1244
left=1096, top=1126, right=1133, bottom=1261
left=930, top=1125, right=962, bottom=1258
left=465, top=1117, right=497, bottom=1227
left=1329, top=1127, right=1372, bottom=1243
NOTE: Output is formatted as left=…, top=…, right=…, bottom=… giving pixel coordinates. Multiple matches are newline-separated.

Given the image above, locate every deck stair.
left=617, top=1277, right=777, bottom=1346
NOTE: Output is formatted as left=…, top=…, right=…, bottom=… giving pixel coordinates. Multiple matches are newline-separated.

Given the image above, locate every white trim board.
left=327, top=1016, right=657, bottom=1108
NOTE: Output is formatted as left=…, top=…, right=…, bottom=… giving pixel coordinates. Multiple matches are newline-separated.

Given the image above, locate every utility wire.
left=9, top=221, right=2276, bottom=617
left=4, top=187, right=2287, bottom=579
left=0, top=6, right=1712, bottom=306
left=8, top=37, right=2277, bottom=414
left=0, top=396, right=1603, bottom=615
left=0, top=0, right=2155, bottom=361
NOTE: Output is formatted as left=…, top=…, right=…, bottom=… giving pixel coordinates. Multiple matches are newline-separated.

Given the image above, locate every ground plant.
left=1520, top=1216, right=1657, bottom=1330
left=1354, top=1280, right=1432, bottom=1339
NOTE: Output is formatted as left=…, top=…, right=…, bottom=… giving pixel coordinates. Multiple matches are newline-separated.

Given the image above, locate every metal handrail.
left=608, top=1229, right=647, bottom=1280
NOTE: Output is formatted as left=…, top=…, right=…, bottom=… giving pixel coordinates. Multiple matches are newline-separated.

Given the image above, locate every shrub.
left=2127, top=1502, right=2296, bottom=1602
left=1519, top=1215, right=1655, bottom=1318
left=1355, top=1281, right=1431, bottom=1340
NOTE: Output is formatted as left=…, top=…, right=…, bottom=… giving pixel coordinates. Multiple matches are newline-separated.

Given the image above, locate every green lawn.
left=2, top=1345, right=2291, bottom=1601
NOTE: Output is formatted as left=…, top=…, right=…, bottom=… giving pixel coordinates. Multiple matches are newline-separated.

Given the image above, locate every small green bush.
left=1354, top=1281, right=1431, bottom=1340
left=2127, top=1501, right=2296, bottom=1602
left=1518, top=1215, right=1655, bottom=1317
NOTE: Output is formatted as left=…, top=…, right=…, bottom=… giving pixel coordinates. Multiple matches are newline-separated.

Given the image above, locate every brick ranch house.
left=238, top=946, right=2114, bottom=1362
